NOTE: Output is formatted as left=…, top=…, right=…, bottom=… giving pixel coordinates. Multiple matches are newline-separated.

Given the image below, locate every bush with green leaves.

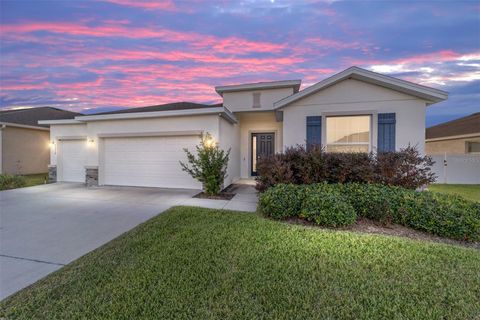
left=258, top=184, right=305, bottom=219
left=0, top=174, right=26, bottom=190
left=395, top=191, right=480, bottom=241
left=300, top=184, right=357, bottom=227
left=258, top=182, right=480, bottom=241
left=180, top=133, right=230, bottom=196
left=339, top=183, right=408, bottom=225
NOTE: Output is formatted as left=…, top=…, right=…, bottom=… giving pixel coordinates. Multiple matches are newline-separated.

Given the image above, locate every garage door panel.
left=103, top=136, right=201, bottom=189
left=59, top=140, right=87, bottom=183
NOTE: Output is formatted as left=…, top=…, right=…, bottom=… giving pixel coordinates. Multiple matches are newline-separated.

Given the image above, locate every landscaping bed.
left=259, top=183, right=480, bottom=242
left=1, top=206, right=479, bottom=319
left=194, top=191, right=235, bottom=200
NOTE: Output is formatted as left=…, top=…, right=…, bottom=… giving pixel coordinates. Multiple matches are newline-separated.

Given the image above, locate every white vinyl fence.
left=430, top=154, right=480, bottom=184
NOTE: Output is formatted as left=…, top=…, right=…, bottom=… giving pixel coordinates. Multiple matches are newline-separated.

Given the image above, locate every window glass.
left=326, top=115, right=370, bottom=153
left=467, top=141, right=480, bottom=153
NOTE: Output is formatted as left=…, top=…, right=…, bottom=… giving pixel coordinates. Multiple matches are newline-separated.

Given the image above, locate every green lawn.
left=429, top=184, right=480, bottom=202
left=23, top=173, right=48, bottom=187
left=1, top=207, right=479, bottom=320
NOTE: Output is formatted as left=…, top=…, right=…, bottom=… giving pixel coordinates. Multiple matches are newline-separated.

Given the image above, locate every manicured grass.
left=1, top=207, right=479, bottom=319
left=429, top=184, right=480, bottom=202
left=23, top=173, right=48, bottom=187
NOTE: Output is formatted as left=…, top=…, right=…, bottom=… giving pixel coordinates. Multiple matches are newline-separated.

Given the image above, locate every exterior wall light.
left=49, top=140, right=57, bottom=154
left=205, top=137, right=215, bottom=148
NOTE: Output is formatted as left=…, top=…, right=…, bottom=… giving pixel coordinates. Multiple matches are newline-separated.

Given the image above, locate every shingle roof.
left=426, top=112, right=480, bottom=139
left=0, top=107, right=82, bottom=128
left=93, top=102, right=222, bottom=116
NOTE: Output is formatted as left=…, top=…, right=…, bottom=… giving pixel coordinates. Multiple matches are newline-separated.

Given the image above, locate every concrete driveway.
left=0, top=183, right=198, bottom=300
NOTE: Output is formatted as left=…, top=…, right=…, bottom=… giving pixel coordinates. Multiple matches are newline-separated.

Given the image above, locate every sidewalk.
left=181, top=184, right=258, bottom=212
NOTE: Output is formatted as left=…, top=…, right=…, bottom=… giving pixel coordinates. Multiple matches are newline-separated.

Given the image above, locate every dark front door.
left=251, top=133, right=275, bottom=176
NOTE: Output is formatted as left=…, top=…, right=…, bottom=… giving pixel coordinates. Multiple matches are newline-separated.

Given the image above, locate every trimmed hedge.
left=258, top=184, right=304, bottom=219
left=0, top=174, right=26, bottom=191
left=258, top=183, right=480, bottom=241
left=300, top=184, right=356, bottom=227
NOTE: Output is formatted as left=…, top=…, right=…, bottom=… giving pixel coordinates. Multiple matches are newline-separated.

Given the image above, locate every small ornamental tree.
left=180, top=133, right=230, bottom=196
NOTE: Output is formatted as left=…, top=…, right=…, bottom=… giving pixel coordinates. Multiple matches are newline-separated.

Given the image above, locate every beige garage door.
left=102, top=136, right=201, bottom=189
left=59, top=140, right=87, bottom=182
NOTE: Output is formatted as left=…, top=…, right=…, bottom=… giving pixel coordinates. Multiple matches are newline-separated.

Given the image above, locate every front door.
left=251, top=133, right=275, bottom=176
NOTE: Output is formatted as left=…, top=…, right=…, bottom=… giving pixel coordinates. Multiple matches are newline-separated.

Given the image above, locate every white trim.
left=73, top=107, right=238, bottom=124
left=426, top=133, right=480, bottom=142
left=215, top=80, right=301, bottom=96
left=274, top=66, right=448, bottom=109
left=57, top=136, right=87, bottom=140
left=0, top=121, right=50, bottom=131
left=38, top=119, right=82, bottom=125
left=97, top=130, right=203, bottom=138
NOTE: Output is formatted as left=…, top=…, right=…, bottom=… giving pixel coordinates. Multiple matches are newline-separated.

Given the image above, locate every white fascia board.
left=215, top=80, right=302, bottom=96
left=0, top=121, right=50, bottom=131
left=274, top=66, right=448, bottom=109
left=74, top=107, right=238, bottom=124
left=38, top=119, right=83, bottom=125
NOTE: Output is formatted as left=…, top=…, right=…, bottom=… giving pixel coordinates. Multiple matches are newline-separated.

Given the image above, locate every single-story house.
left=0, top=107, right=81, bottom=175
left=425, top=112, right=480, bottom=155
left=40, top=66, right=448, bottom=189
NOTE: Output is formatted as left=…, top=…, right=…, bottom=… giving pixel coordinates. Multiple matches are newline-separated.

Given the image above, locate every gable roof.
left=0, top=107, right=82, bottom=128
left=426, top=112, right=480, bottom=140
left=93, top=101, right=222, bottom=115
left=274, top=66, right=448, bottom=109
left=215, top=80, right=301, bottom=96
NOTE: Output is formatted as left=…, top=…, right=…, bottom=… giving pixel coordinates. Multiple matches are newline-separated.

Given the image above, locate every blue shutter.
left=306, top=116, right=322, bottom=147
left=377, top=113, right=396, bottom=152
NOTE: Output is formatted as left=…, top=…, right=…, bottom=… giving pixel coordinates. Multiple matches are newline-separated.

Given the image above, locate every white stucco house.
left=39, top=67, right=448, bottom=189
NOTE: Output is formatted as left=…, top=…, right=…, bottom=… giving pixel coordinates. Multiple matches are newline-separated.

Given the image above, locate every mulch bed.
left=194, top=192, right=236, bottom=200
left=284, top=217, right=480, bottom=250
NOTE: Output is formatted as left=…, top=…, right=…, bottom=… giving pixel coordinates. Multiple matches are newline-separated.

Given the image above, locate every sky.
left=0, top=0, right=479, bottom=126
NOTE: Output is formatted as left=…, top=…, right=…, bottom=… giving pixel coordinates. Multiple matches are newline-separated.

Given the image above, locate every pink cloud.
left=101, top=0, right=177, bottom=11
left=1, top=21, right=286, bottom=55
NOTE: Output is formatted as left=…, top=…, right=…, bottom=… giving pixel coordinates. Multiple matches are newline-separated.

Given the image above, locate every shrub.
left=395, top=192, right=480, bottom=241
left=255, top=145, right=436, bottom=191
left=0, top=174, right=26, bottom=190
left=180, top=133, right=230, bottom=196
left=258, top=184, right=305, bottom=219
left=258, top=182, right=480, bottom=242
left=300, top=184, right=357, bottom=227
left=338, top=183, right=409, bottom=225
left=375, top=146, right=436, bottom=189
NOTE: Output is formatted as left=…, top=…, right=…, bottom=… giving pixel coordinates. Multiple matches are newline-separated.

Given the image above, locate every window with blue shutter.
left=377, top=113, right=396, bottom=152
left=306, top=116, right=322, bottom=147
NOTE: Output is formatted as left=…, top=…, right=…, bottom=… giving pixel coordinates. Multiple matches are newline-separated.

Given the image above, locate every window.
left=466, top=141, right=480, bottom=154
left=326, top=115, right=371, bottom=152
left=252, top=92, right=261, bottom=108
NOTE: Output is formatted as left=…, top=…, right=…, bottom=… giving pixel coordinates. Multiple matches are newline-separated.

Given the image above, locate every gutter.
left=0, top=122, right=50, bottom=131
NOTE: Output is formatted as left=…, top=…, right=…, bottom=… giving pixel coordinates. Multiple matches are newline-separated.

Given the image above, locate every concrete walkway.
left=181, top=184, right=258, bottom=212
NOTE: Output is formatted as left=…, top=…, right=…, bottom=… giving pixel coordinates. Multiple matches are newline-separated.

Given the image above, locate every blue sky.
left=0, top=0, right=479, bottom=126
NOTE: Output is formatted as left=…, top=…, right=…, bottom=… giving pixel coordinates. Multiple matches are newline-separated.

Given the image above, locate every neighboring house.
left=0, top=107, right=81, bottom=175
left=425, top=112, right=480, bottom=155
left=40, top=66, right=447, bottom=189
